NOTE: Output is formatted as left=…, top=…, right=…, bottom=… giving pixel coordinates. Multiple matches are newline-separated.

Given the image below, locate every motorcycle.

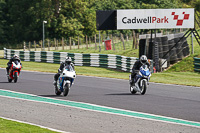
left=55, top=65, right=76, bottom=96
left=129, top=65, right=151, bottom=95
left=8, top=60, right=22, bottom=83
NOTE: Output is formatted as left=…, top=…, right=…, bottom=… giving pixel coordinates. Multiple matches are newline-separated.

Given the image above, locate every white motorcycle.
left=55, top=65, right=76, bottom=96
left=129, top=65, right=151, bottom=95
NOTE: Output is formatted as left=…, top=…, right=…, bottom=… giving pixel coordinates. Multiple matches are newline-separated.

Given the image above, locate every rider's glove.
left=58, top=69, right=62, bottom=73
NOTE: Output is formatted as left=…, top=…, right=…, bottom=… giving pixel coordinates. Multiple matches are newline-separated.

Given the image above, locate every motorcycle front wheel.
left=130, top=85, right=137, bottom=94
left=55, top=81, right=61, bottom=96
left=8, top=77, right=12, bottom=82
left=63, top=83, right=70, bottom=96
left=140, top=80, right=147, bottom=95
left=14, top=72, right=18, bottom=83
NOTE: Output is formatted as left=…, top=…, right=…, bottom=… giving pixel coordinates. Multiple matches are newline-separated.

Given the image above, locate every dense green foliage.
left=0, top=0, right=196, bottom=47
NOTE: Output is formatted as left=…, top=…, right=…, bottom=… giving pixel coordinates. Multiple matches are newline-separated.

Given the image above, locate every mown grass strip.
left=0, top=117, right=59, bottom=133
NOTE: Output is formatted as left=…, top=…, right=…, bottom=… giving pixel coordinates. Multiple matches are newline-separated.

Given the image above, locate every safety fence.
left=194, top=57, right=200, bottom=72
left=4, top=48, right=148, bottom=72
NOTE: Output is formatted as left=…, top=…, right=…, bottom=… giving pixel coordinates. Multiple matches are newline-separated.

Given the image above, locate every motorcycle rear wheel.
left=63, top=83, right=70, bottom=96
left=141, top=80, right=147, bottom=95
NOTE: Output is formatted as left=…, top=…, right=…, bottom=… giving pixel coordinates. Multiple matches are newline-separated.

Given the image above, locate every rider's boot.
left=53, top=80, right=57, bottom=86
left=129, top=75, right=132, bottom=83
left=131, top=81, right=135, bottom=86
left=6, top=68, right=9, bottom=77
left=129, top=76, right=135, bottom=86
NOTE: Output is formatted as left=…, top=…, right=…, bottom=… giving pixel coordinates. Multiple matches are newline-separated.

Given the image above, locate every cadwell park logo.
left=171, top=12, right=190, bottom=26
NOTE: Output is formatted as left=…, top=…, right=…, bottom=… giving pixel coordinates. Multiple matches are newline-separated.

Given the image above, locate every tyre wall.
left=139, top=33, right=190, bottom=70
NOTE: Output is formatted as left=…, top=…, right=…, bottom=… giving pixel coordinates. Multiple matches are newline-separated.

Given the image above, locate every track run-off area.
left=0, top=68, right=200, bottom=133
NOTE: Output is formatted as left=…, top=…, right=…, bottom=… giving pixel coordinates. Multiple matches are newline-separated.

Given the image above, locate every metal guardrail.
left=4, top=48, right=148, bottom=72
left=194, top=57, right=200, bottom=72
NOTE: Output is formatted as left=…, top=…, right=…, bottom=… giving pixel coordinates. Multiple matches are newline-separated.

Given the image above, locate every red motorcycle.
left=8, top=60, right=22, bottom=83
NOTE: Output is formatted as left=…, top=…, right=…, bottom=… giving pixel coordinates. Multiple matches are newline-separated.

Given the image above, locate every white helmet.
left=65, top=56, right=72, bottom=65
left=140, top=55, right=147, bottom=64
left=13, top=54, right=19, bottom=60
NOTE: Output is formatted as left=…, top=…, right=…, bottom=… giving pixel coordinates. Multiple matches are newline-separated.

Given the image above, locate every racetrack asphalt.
left=0, top=68, right=200, bottom=132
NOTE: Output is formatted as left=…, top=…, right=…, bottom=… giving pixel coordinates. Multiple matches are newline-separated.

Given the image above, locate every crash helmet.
left=13, top=54, right=19, bottom=60
left=140, top=55, right=148, bottom=64
left=65, top=56, right=72, bottom=65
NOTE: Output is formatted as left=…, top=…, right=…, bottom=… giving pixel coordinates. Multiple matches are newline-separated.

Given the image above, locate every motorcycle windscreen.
left=64, top=65, right=73, bottom=71
left=13, top=60, right=19, bottom=65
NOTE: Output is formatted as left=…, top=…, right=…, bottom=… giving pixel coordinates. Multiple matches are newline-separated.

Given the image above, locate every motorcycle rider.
left=130, top=55, right=150, bottom=85
left=6, top=54, right=22, bottom=76
left=53, top=56, right=74, bottom=86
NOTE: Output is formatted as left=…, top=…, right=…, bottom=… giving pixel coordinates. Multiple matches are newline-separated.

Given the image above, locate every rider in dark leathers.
left=53, top=56, right=74, bottom=85
left=6, top=54, right=22, bottom=76
left=130, top=55, right=150, bottom=85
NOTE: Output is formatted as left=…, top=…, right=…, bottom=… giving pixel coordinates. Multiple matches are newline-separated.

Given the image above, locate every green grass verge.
left=152, top=72, right=200, bottom=86
left=0, top=58, right=200, bottom=87
left=166, top=55, right=196, bottom=72
left=0, top=50, right=3, bottom=58
left=0, top=118, right=58, bottom=133
left=187, top=34, right=200, bottom=56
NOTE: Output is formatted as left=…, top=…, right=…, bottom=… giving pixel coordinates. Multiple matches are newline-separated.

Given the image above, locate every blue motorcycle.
left=129, top=65, right=151, bottom=95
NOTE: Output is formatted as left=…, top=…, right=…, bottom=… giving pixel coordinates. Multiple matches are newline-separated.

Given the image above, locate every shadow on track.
left=105, top=93, right=140, bottom=96
left=39, top=95, right=63, bottom=97
left=35, top=74, right=54, bottom=75
left=0, top=82, right=11, bottom=83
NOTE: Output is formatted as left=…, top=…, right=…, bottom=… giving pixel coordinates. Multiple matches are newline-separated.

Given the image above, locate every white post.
left=43, top=21, right=47, bottom=51
left=191, top=33, right=194, bottom=54
left=145, top=34, right=149, bottom=56
left=99, top=31, right=101, bottom=52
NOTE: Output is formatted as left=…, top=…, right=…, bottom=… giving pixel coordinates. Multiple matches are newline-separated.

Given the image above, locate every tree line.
left=0, top=0, right=197, bottom=47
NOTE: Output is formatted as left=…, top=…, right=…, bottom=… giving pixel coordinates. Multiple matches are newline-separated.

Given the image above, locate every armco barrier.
left=4, top=48, right=153, bottom=72
left=194, top=57, right=200, bottom=72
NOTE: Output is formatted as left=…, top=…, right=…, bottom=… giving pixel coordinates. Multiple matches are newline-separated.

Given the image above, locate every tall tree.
left=0, top=0, right=6, bottom=44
